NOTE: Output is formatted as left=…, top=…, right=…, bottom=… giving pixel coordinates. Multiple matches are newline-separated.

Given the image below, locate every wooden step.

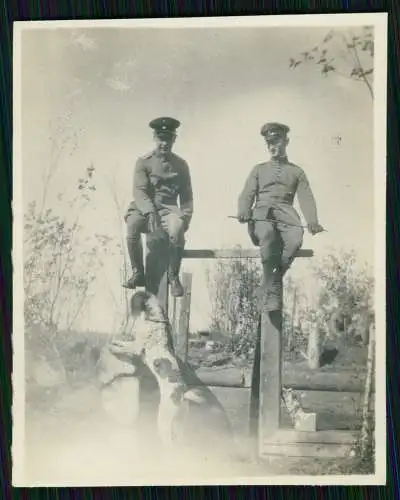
left=260, top=429, right=358, bottom=459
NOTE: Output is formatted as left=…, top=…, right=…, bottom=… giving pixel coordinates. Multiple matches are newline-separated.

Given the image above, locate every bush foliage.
left=206, top=247, right=374, bottom=361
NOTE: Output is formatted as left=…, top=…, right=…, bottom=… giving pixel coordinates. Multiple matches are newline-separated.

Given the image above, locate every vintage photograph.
left=13, top=14, right=387, bottom=486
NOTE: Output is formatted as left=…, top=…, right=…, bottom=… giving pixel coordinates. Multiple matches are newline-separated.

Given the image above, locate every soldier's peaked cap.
left=149, top=117, right=180, bottom=135
left=261, top=122, right=290, bottom=140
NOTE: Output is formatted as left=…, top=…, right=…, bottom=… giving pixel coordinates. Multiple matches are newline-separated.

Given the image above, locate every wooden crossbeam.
left=183, top=248, right=314, bottom=259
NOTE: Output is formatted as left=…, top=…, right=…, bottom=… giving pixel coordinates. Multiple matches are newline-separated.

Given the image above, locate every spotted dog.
left=107, top=290, right=214, bottom=449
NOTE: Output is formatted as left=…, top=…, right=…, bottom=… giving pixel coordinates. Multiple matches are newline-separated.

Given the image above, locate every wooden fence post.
left=249, top=316, right=261, bottom=445
left=174, top=272, right=192, bottom=362
left=258, top=308, right=283, bottom=446
left=145, top=237, right=169, bottom=314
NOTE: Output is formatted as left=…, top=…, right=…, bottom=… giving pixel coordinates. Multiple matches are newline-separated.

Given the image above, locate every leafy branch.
left=289, top=26, right=374, bottom=100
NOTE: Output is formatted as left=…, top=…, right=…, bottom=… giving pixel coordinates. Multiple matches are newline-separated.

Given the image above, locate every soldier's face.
left=266, top=137, right=288, bottom=158
left=154, top=134, right=176, bottom=155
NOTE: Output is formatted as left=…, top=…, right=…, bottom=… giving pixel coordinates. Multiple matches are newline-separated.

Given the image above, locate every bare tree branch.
left=105, top=172, right=130, bottom=330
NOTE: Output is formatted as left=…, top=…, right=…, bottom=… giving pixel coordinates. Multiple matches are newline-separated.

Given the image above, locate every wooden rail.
left=183, top=248, right=314, bottom=259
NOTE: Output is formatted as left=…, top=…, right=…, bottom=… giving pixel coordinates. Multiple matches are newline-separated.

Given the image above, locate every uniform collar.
left=270, top=155, right=288, bottom=164
left=153, top=149, right=173, bottom=161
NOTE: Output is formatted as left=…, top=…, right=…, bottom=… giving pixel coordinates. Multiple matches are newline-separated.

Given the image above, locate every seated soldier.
left=123, top=117, right=194, bottom=298
left=237, top=122, right=324, bottom=310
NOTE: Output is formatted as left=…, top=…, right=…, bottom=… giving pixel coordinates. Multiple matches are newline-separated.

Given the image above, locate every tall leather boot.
left=258, top=238, right=283, bottom=311
left=123, top=237, right=146, bottom=289
left=280, top=248, right=297, bottom=278
left=168, top=244, right=184, bottom=297
left=259, top=259, right=283, bottom=312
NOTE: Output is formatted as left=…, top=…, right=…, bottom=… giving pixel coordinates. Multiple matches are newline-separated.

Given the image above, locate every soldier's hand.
left=308, top=222, right=325, bottom=235
left=237, top=214, right=250, bottom=224
left=182, top=215, right=191, bottom=232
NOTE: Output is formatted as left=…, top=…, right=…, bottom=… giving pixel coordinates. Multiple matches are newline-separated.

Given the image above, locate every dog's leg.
left=157, top=384, right=182, bottom=448
left=108, top=337, right=178, bottom=445
left=140, top=345, right=187, bottom=448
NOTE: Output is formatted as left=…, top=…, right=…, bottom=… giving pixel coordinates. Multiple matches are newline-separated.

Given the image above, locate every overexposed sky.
left=20, top=22, right=378, bottom=332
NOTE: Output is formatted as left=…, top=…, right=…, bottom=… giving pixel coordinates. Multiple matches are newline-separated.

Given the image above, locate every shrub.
left=206, top=247, right=374, bottom=360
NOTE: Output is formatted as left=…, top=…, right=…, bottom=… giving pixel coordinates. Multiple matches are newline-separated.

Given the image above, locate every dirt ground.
left=22, top=345, right=370, bottom=485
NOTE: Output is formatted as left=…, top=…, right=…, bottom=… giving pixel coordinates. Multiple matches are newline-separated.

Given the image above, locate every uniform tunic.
left=125, top=150, right=194, bottom=246
left=126, top=150, right=193, bottom=221
left=237, top=156, right=320, bottom=299
left=237, top=156, right=318, bottom=227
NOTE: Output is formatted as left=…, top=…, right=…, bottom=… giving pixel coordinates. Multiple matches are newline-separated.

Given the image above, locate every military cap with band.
left=260, top=122, right=290, bottom=141
left=149, top=116, right=181, bottom=137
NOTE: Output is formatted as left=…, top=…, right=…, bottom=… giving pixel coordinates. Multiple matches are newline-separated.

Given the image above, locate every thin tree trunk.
left=360, top=323, right=375, bottom=458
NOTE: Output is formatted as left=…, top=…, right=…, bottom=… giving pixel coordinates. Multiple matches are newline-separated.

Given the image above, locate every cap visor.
left=156, top=131, right=175, bottom=139
left=266, top=137, right=281, bottom=144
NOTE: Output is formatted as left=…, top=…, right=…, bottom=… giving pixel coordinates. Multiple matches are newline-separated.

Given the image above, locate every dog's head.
left=129, top=290, right=149, bottom=318
left=129, top=290, right=168, bottom=324
left=129, top=290, right=176, bottom=355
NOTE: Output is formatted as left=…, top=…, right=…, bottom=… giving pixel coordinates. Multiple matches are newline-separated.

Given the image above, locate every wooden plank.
left=259, top=309, right=283, bottom=444
left=261, top=429, right=357, bottom=458
left=283, top=382, right=368, bottom=394
left=263, top=429, right=358, bottom=445
left=182, top=248, right=314, bottom=259
left=175, top=273, right=192, bottom=362
left=283, top=369, right=371, bottom=394
left=261, top=442, right=353, bottom=459
left=188, top=380, right=246, bottom=389
left=196, top=379, right=368, bottom=393
left=194, top=368, right=245, bottom=387
left=189, top=379, right=365, bottom=393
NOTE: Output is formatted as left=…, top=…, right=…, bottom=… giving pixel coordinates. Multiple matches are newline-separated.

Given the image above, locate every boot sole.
left=121, top=282, right=146, bottom=289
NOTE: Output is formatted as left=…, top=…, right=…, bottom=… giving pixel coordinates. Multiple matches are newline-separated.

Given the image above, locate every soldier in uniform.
left=237, top=122, right=324, bottom=310
left=123, top=117, right=194, bottom=297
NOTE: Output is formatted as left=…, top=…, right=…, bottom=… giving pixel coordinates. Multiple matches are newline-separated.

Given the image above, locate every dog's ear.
left=130, top=290, right=150, bottom=316
left=145, top=293, right=169, bottom=323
